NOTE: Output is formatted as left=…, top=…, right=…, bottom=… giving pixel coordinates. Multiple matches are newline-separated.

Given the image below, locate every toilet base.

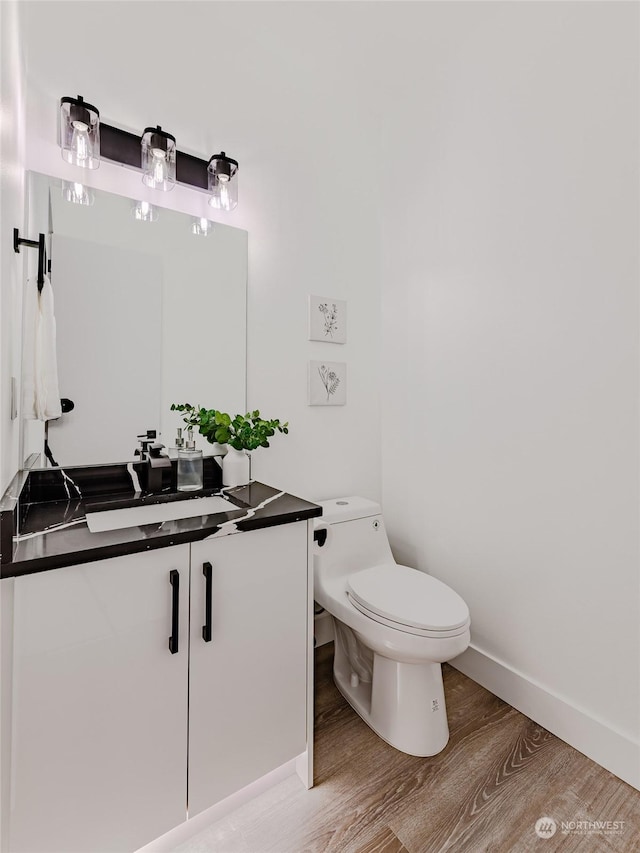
left=333, top=635, right=450, bottom=757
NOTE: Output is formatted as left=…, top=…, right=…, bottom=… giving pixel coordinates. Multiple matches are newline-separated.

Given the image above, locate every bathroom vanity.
left=0, top=166, right=323, bottom=853
left=0, top=462, right=321, bottom=853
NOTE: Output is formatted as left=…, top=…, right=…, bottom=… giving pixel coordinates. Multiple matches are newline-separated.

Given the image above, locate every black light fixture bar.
left=176, top=150, right=209, bottom=191
left=100, top=123, right=208, bottom=191
left=100, top=123, right=140, bottom=168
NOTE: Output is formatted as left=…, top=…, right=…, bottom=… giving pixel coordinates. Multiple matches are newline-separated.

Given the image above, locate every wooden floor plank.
left=176, top=644, right=640, bottom=853
left=390, top=717, right=567, bottom=852
left=354, top=825, right=410, bottom=853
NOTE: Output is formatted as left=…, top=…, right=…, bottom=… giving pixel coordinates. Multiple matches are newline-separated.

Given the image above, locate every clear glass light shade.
left=132, top=200, right=158, bottom=222
left=141, top=127, right=176, bottom=191
left=59, top=96, right=100, bottom=169
left=207, top=153, right=238, bottom=212
left=62, top=181, right=95, bottom=206
left=191, top=217, right=213, bottom=236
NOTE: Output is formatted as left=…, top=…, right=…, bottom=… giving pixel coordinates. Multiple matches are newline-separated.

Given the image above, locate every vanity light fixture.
left=141, top=126, right=176, bottom=192
left=62, top=181, right=95, bottom=206
left=191, top=217, right=214, bottom=236
left=58, top=95, right=239, bottom=211
left=207, top=152, right=238, bottom=212
left=132, top=200, right=158, bottom=222
left=59, top=95, right=100, bottom=169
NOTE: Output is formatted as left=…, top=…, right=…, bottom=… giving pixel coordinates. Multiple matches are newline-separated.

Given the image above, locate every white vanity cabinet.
left=8, top=545, right=191, bottom=853
left=5, top=520, right=312, bottom=853
left=188, top=522, right=308, bottom=816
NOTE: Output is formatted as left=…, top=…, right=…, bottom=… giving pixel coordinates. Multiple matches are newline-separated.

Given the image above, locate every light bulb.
left=62, top=181, right=94, bottom=206
left=60, top=96, right=100, bottom=169
left=132, top=200, right=158, bottom=222
left=151, top=151, right=168, bottom=186
left=71, top=121, right=90, bottom=163
left=208, top=180, right=235, bottom=212
left=141, top=127, right=176, bottom=191
left=207, top=153, right=238, bottom=212
left=191, top=217, right=213, bottom=236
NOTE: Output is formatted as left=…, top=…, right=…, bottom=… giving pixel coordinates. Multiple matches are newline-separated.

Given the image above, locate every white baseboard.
left=135, top=757, right=302, bottom=853
left=451, top=644, right=640, bottom=791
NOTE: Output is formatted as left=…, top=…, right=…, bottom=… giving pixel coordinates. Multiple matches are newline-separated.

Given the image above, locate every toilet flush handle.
left=314, top=527, right=328, bottom=547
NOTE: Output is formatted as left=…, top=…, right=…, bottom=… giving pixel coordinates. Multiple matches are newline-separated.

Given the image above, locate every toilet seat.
left=347, top=564, right=470, bottom=639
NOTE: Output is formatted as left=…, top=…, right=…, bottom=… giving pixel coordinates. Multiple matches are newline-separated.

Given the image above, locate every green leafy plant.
left=171, top=404, right=289, bottom=452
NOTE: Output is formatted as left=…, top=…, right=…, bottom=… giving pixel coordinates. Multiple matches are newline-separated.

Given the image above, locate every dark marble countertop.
left=2, top=479, right=322, bottom=578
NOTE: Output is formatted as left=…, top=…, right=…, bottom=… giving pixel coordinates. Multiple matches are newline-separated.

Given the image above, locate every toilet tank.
left=314, top=496, right=394, bottom=577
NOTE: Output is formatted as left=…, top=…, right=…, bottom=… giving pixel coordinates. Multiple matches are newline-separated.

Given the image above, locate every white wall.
left=7, top=0, right=639, bottom=792
left=16, top=0, right=383, bottom=504
left=0, top=7, right=24, bottom=847
left=0, top=0, right=26, bottom=494
left=379, top=3, right=640, bottom=787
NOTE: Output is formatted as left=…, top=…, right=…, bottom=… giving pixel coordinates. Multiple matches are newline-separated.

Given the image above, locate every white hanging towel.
left=22, top=275, right=62, bottom=421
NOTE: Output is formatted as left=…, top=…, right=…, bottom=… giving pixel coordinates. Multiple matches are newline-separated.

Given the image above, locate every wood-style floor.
left=176, top=643, right=640, bottom=853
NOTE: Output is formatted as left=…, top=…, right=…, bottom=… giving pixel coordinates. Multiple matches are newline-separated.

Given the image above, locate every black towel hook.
left=13, top=228, right=47, bottom=292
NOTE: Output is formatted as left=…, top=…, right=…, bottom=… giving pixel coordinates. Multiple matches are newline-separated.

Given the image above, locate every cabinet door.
left=189, top=523, right=308, bottom=816
left=9, top=546, right=190, bottom=853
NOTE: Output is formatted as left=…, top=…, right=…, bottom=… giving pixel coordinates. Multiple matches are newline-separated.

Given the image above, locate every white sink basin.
left=85, top=495, right=238, bottom=533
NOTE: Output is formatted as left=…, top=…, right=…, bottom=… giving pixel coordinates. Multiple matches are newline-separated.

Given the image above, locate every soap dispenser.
left=177, top=429, right=203, bottom=491
left=168, top=427, right=185, bottom=460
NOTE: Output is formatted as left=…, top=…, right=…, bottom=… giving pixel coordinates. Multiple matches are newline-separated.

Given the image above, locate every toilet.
left=314, top=497, right=470, bottom=757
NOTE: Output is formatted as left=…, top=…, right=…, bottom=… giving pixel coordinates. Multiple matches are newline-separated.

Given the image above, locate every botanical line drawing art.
left=309, top=296, right=346, bottom=344
left=308, top=360, right=346, bottom=406
left=318, top=303, right=339, bottom=338
left=318, top=364, right=340, bottom=402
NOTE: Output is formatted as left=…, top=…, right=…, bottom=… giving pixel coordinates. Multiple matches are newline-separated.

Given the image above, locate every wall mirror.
left=21, top=171, right=247, bottom=469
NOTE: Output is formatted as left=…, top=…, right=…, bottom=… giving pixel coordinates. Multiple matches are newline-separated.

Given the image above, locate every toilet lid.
left=347, top=564, right=469, bottom=633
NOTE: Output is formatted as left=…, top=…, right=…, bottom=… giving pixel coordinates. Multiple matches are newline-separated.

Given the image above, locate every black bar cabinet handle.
left=37, top=233, right=46, bottom=291
left=202, top=562, right=212, bottom=642
left=169, top=569, right=180, bottom=654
